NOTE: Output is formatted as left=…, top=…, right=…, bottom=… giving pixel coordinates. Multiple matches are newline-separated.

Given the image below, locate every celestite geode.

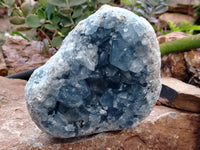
left=25, top=5, right=161, bottom=138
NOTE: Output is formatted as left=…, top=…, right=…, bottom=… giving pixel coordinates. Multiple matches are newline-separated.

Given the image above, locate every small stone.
left=158, top=13, right=194, bottom=29
left=25, top=5, right=161, bottom=138
left=159, top=77, right=200, bottom=113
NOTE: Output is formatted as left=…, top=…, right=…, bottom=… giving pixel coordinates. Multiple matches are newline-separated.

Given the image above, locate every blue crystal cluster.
left=25, top=5, right=161, bottom=138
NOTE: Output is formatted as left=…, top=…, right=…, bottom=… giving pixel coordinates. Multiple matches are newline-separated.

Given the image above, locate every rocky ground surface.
left=0, top=77, right=199, bottom=150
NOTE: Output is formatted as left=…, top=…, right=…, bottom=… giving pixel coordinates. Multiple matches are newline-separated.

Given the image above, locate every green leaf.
left=99, top=0, right=111, bottom=4
left=141, top=3, right=152, bottom=14
left=144, top=0, right=154, bottom=7
left=191, top=25, right=200, bottom=30
left=59, top=8, right=73, bottom=16
left=31, top=2, right=38, bottom=14
left=0, top=2, right=9, bottom=8
left=152, top=24, right=157, bottom=30
left=52, top=36, right=63, bottom=47
left=45, top=4, right=55, bottom=20
left=60, top=16, right=72, bottom=27
left=154, top=5, right=168, bottom=14
left=121, top=0, right=131, bottom=5
left=163, top=0, right=170, bottom=4
left=45, top=24, right=57, bottom=30
left=72, top=6, right=82, bottom=18
left=39, top=0, right=48, bottom=7
left=51, top=14, right=60, bottom=24
left=134, top=8, right=150, bottom=19
left=21, top=1, right=35, bottom=17
left=26, top=14, right=42, bottom=28
left=90, top=0, right=97, bottom=7
left=11, top=31, right=31, bottom=42
left=4, top=0, right=15, bottom=6
left=16, top=26, right=32, bottom=31
left=47, top=0, right=66, bottom=7
left=60, top=27, right=71, bottom=36
left=10, top=8, right=22, bottom=16
left=168, top=21, right=179, bottom=31
left=121, top=0, right=136, bottom=5
left=9, top=16, right=25, bottom=25
left=75, top=11, right=90, bottom=24
left=37, top=9, right=46, bottom=19
left=148, top=0, right=159, bottom=6
left=69, top=0, right=87, bottom=7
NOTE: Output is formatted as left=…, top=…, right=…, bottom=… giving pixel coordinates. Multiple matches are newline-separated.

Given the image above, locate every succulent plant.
left=121, top=0, right=170, bottom=23
left=3, top=0, right=115, bottom=48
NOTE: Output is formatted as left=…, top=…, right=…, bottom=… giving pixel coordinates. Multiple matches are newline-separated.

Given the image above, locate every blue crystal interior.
left=25, top=5, right=161, bottom=138
left=34, top=27, right=149, bottom=137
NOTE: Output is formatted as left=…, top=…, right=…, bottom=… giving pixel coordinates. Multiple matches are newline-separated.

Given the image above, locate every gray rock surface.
left=25, top=5, right=161, bottom=138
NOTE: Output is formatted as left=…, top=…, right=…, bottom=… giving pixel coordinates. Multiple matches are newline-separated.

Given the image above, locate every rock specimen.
left=25, top=5, right=161, bottom=138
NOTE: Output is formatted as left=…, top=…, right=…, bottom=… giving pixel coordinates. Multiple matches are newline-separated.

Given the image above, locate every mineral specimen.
left=25, top=5, right=161, bottom=138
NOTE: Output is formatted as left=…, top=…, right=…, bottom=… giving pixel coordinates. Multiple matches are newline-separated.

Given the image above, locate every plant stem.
left=66, top=0, right=69, bottom=8
left=160, top=34, right=200, bottom=56
left=38, top=28, right=53, bottom=47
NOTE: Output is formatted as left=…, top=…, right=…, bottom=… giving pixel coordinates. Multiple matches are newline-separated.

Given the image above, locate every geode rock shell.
left=25, top=5, right=161, bottom=138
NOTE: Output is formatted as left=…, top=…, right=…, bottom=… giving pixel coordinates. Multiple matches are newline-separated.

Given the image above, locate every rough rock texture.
left=168, top=0, right=199, bottom=15
left=158, top=31, right=190, bottom=44
left=0, top=50, right=8, bottom=76
left=161, top=52, right=188, bottom=81
left=160, top=77, right=200, bottom=113
left=2, top=36, right=56, bottom=74
left=25, top=5, right=161, bottom=138
left=184, top=49, right=200, bottom=87
left=169, top=0, right=199, bottom=5
left=158, top=13, right=194, bottom=28
left=0, top=76, right=200, bottom=149
left=158, top=31, right=200, bottom=86
left=0, top=8, right=7, bottom=18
